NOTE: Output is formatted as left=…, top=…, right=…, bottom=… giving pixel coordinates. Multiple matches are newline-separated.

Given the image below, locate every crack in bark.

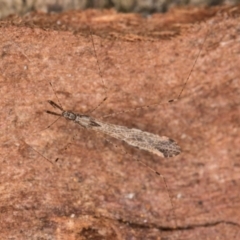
left=94, top=215, right=240, bottom=232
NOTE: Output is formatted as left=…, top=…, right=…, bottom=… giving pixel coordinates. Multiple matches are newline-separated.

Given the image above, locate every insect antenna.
left=47, top=100, right=64, bottom=111
left=39, top=84, right=65, bottom=132
left=49, top=82, right=63, bottom=109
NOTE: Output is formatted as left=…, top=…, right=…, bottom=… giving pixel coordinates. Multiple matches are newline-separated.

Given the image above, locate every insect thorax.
left=62, top=111, right=77, bottom=121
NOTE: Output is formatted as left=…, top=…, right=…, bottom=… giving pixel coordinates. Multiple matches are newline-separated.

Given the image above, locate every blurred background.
left=1, top=0, right=240, bottom=18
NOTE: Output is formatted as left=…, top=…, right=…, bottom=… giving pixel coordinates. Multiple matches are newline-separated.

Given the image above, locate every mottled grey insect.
left=46, top=100, right=181, bottom=159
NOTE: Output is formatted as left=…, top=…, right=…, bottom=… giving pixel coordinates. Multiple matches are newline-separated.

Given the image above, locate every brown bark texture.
left=0, top=6, right=240, bottom=240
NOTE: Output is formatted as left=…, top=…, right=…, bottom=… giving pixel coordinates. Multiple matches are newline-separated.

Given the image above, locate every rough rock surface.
left=1, top=6, right=240, bottom=240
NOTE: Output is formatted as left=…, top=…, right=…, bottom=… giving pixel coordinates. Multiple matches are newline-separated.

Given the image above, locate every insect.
left=46, top=99, right=181, bottom=159
left=44, top=29, right=206, bottom=165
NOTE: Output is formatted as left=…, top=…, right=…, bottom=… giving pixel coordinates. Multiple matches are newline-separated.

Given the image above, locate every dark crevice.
left=93, top=215, right=240, bottom=232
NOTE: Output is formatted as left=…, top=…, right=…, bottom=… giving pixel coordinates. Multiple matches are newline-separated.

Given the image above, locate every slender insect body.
left=47, top=100, right=181, bottom=159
